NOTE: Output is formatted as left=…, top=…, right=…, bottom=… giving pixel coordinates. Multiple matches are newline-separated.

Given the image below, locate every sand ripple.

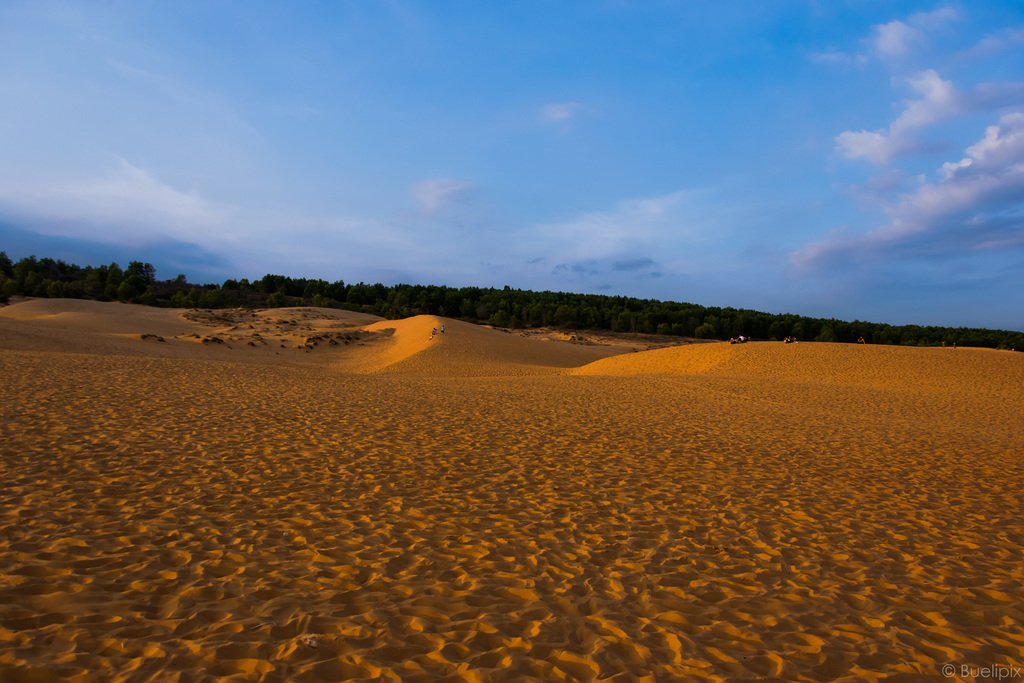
left=2, top=306, right=1023, bottom=681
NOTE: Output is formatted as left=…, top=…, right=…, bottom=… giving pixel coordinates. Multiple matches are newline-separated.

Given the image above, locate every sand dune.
left=574, top=337, right=1022, bottom=391
left=335, top=316, right=623, bottom=376
left=2, top=299, right=1023, bottom=682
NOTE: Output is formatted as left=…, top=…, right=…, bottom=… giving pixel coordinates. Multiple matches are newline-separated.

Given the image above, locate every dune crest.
left=573, top=339, right=1024, bottom=393
left=331, top=315, right=624, bottom=376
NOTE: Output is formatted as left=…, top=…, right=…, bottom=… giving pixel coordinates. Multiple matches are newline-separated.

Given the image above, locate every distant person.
left=440, top=325, right=445, bottom=334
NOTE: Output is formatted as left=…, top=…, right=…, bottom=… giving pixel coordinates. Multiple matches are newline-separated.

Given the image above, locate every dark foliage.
left=2, top=250, right=1022, bottom=351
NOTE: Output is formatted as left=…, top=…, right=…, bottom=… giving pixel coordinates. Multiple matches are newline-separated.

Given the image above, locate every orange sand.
left=1, top=298, right=1022, bottom=682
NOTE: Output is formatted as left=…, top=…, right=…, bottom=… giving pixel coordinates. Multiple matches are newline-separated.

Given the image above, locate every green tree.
left=117, top=279, right=142, bottom=302
left=199, top=289, right=236, bottom=308
left=170, top=290, right=191, bottom=308
left=46, top=280, right=66, bottom=298
left=815, top=325, right=838, bottom=343
left=615, top=309, right=635, bottom=333
left=554, top=305, right=574, bottom=327
left=125, top=261, right=156, bottom=284
left=266, top=291, right=289, bottom=308
left=767, top=320, right=788, bottom=341
left=312, top=293, right=338, bottom=308
left=694, top=322, right=717, bottom=339
left=24, top=271, right=45, bottom=296
left=83, top=269, right=105, bottom=295
left=13, top=255, right=38, bottom=285
left=347, top=283, right=372, bottom=306
left=107, top=263, right=124, bottom=287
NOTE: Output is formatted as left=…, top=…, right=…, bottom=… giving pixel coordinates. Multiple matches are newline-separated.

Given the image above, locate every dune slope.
left=333, top=315, right=621, bottom=376
left=1, top=300, right=1023, bottom=682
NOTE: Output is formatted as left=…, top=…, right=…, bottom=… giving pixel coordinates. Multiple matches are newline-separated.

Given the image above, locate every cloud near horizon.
left=0, top=158, right=418, bottom=278
left=0, top=158, right=228, bottom=245
left=532, top=189, right=718, bottom=268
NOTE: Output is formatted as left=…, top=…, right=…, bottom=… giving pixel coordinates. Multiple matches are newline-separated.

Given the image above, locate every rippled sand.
left=2, top=299, right=1022, bottom=682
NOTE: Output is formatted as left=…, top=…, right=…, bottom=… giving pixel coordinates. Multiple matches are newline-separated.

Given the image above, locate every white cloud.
left=964, top=112, right=1024, bottom=170
left=835, top=70, right=963, bottom=164
left=959, top=27, right=1024, bottom=59
left=871, top=7, right=957, bottom=59
left=540, top=102, right=579, bottom=123
left=873, top=20, right=918, bottom=57
left=0, top=158, right=226, bottom=243
left=0, top=158, right=410, bottom=277
left=796, top=112, right=1024, bottom=270
left=523, top=188, right=731, bottom=286
left=814, top=8, right=958, bottom=72
left=939, top=158, right=972, bottom=179
left=539, top=190, right=691, bottom=259
left=835, top=130, right=896, bottom=165
left=411, top=178, right=475, bottom=216
left=895, top=69, right=959, bottom=128
left=909, top=6, right=957, bottom=31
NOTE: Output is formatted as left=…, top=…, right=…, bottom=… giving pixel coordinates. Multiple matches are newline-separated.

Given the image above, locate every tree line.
left=2, top=251, right=1021, bottom=350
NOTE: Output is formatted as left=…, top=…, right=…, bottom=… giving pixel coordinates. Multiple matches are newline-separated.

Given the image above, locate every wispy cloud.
left=0, top=158, right=226, bottom=244
left=794, top=112, right=1024, bottom=270
left=518, top=188, right=735, bottom=293
left=612, top=256, right=657, bottom=271
left=809, top=50, right=867, bottom=66
left=535, top=189, right=707, bottom=264
left=540, top=102, right=580, bottom=123
left=0, top=158, right=405, bottom=277
left=411, top=178, right=476, bottom=216
left=813, top=7, right=959, bottom=67
left=871, top=6, right=957, bottom=59
left=958, top=26, right=1024, bottom=60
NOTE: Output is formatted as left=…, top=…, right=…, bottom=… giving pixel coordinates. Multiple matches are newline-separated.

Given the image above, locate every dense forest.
left=2, top=251, right=1022, bottom=350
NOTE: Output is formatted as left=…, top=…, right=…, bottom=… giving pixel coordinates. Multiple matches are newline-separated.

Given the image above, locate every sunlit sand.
left=2, top=299, right=1022, bottom=682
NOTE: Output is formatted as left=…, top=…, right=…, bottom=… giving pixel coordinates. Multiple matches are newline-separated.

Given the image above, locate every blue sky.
left=2, top=1, right=1023, bottom=330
